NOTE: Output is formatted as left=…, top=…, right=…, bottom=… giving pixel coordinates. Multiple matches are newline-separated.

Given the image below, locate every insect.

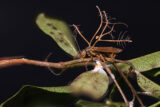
left=72, top=6, right=132, bottom=62
left=36, top=6, right=145, bottom=106
left=36, top=7, right=131, bottom=60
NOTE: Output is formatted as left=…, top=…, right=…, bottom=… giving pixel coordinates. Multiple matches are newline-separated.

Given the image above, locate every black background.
left=0, top=0, right=160, bottom=103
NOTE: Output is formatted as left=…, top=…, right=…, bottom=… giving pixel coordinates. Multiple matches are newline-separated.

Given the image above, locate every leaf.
left=76, top=100, right=126, bottom=107
left=142, top=68, right=160, bottom=78
left=36, top=13, right=78, bottom=57
left=118, top=51, right=160, bottom=72
left=149, top=101, right=160, bottom=107
left=137, top=72, right=160, bottom=99
left=0, top=85, right=75, bottom=107
left=153, top=70, right=160, bottom=77
left=70, top=71, right=109, bottom=100
left=70, top=61, right=109, bottom=100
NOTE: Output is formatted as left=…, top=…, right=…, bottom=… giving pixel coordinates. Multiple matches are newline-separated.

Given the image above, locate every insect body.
left=80, top=47, right=122, bottom=60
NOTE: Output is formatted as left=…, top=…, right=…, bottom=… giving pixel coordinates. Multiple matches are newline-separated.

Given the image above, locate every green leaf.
left=36, top=13, right=78, bottom=57
left=137, top=72, right=160, bottom=99
left=76, top=100, right=126, bottom=107
left=153, top=70, right=160, bottom=77
left=70, top=71, right=109, bottom=100
left=149, top=101, right=160, bottom=107
left=0, top=85, right=75, bottom=107
left=142, top=68, right=160, bottom=78
left=118, top=51, right=160, bottom=72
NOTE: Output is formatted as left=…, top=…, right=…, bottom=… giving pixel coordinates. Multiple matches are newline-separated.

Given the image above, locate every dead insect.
left=73, top=6, right=132, bottom=61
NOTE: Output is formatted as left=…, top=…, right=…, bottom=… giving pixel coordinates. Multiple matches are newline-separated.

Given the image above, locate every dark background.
left=0, top=0, right=160, bottom=103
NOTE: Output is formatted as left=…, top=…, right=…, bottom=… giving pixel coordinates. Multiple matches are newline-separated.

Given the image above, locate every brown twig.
left=0, top=57, right=145, bottom=107
left=0, top=57, right=94, bottom=69
left=113, top=63, right=145, bottom=107
left=102, top=62, right=129, bottom=106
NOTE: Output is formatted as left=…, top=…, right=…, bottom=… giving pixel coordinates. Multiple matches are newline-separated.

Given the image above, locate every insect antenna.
left=72, top=24, right=90, bottom=46
left=89, top=5, right=103, bottom=46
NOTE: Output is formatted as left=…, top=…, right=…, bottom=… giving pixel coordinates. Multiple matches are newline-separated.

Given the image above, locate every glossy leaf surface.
left=137, top=72, right=160, bottom=99
left=70, top=71, right=109, bottom=100
left=36, top=13, right=78, bottom=57
left=0, top=85, right=74, bottom=107
left=118, top=51, right=160, bottom=72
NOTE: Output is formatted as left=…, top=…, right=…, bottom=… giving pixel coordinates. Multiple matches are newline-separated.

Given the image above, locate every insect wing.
left=93, top=47, right=123, bottom=54
left=36, top=13, right=78, bottom=57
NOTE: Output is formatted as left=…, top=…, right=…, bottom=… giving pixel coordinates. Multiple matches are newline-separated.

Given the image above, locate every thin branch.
left=113, top=63, right=145, bottom=107
left=102, top=62, right=129, bottom=106
left=0, top=58, right=94, bottom=70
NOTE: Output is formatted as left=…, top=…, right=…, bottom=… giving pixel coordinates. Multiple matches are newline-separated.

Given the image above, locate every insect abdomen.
left=93, top=47, right=123, bottom=54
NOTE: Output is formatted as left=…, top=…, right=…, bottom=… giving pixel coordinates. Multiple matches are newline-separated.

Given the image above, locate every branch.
left=0, top=58, right=95, bottom=70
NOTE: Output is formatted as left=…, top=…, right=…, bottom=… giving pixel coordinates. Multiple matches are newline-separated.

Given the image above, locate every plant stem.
left=102, top=62, right=129, bottom=106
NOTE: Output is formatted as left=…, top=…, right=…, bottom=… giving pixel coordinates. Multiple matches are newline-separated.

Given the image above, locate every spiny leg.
left=99, top=54, right=106, bottom=62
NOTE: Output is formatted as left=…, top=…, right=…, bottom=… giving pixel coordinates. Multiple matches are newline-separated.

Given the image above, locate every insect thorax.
left=81, top=47, right=97, bottom=58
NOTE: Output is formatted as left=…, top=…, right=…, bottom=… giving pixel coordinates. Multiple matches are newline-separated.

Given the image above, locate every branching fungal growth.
left=72, top=6, right=132, bottom=61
